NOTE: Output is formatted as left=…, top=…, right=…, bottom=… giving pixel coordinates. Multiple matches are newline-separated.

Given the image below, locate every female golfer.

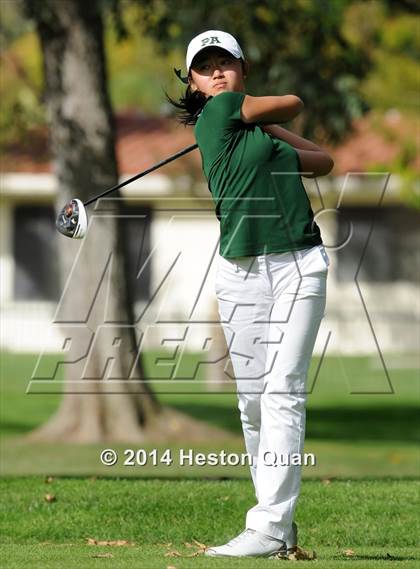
left=170, top=30, right=333, bottom=558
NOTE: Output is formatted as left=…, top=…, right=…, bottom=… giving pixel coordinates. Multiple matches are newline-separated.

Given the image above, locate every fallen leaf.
left=164, top=551, right=182, bottom=557
left=45, top=476, right=54, bottom=484
left=163, top=539, right=206, bottom=558
left=164, top=550, right=203, bottom=558
left=271, top=551, right=288, bottom=560
left=288, top=546, right=317, bottom=560
left=91, top=553, right=114, bottom=558
left=44, top=494, right=56, bottom=502
left=343, top=549, right=355, bottom=557
left=321, top=478, right=331, bottom=485
left=191, top=539, right=207, bottom=550
left=85, top=538, right=135, bottom=547
left=166, top=566, right=178, bottom=569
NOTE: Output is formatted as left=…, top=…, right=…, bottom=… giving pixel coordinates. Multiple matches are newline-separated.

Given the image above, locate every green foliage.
left=0, top=27, right=45, bottom=148
left=360, top=13, right=419, bottom=114
left=104, top=6, right=183, bottom=113
left=1, top=0, right=418, bottom=172
left=0, top=0, right=32, bottom=46
left=135, top=0, right=378, bottom=143
left=0, top=4, right=182, bottom=150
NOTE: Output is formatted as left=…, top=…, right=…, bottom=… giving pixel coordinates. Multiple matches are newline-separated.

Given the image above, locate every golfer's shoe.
left=286, top=521, right=298, bottom=553
left=204, top=528, right=287, bottom=558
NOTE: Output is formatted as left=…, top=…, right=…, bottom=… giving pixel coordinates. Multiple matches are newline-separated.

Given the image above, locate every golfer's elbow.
left=318, top=153, right=334, bottom=176
left=275, top=94, right=304, bottom=122
left=290, top=95, right=304, bottom=118
left=297, top=149, right=334, bottom=178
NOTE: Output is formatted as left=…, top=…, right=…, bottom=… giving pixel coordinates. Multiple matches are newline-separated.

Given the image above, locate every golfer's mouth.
left=214, top=83, right=227, bottom=89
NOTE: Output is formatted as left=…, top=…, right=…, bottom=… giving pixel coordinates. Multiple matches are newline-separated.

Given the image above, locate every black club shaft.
left=83, top=143, right=198, bottom=207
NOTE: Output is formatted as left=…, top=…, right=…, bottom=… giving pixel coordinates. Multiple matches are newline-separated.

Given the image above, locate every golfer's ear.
left=188, top=75, right=197, bottom=92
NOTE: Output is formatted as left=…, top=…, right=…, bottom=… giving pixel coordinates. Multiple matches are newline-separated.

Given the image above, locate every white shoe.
left=204, top=528, right=287, bottom=558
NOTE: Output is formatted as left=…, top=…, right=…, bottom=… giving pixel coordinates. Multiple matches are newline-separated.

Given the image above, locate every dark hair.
left=165, top=82, right=210, bottom=126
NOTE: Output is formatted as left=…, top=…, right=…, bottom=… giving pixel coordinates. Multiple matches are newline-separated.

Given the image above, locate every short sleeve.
left=200, top=91, right=245, bottom=133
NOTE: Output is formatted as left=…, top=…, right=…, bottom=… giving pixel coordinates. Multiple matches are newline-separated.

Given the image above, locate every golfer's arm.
left=241, top=95, right=303, bottom=124
left=261, top=124, right=334, bottom=178
left=294, top=149, right=334, bottom=178
left=261, top=124, right=321, bottom=151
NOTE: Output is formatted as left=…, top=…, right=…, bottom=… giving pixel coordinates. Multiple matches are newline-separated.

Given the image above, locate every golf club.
left=56, top=143, right=198, bottom=239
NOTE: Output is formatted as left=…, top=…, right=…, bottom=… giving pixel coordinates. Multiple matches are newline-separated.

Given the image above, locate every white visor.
left=186, top=30, right=244, bottom=71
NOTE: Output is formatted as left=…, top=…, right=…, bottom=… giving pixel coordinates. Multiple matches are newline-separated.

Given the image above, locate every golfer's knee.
left=238, top=394, right=261, bottom=428
left=261, top=391, right=306, bottom=417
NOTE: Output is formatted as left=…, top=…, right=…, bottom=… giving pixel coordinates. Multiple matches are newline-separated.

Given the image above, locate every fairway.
left=1, top=352, right=419, bottom=567
left=1, top=477, right=419, bottom=568
left=1, top=351, right=418, bottom=479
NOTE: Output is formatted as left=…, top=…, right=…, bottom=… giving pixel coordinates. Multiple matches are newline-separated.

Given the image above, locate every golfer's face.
left=190, top=47, right=245, bottom=97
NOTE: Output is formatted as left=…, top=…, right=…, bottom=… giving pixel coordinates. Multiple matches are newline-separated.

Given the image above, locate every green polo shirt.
left=194, top=91, right=323, bottom=258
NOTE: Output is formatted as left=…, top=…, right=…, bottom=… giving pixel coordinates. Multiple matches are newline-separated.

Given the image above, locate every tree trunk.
left=23, top=0, right=228, bottom=444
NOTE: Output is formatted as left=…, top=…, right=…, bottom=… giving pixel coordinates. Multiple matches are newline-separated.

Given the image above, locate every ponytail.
left=166, top=69, right=210, bottom=126
left=166, top=86, right=210, bottom=126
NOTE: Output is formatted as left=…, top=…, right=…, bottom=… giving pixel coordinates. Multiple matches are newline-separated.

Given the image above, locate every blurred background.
left=0, top=0, right=419, bottom=480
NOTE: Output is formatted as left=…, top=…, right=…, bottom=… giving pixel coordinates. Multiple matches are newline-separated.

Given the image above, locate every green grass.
left=0, top=477, right=419, bottom=568
left=1, top=351, right=419, bottom=478
left=1, top=545, right=419, bottom=569
left=0, top=352, right=419, bottom=567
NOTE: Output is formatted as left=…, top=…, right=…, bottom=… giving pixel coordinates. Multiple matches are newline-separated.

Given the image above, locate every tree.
left=135, top=0, right=377, bottom=143
left=6, top=1, right=417, bottom=147
left=23, top=0, right=225, bottom=443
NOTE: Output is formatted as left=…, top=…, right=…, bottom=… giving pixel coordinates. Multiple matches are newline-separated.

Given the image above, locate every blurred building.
left=1, top=111, right=419, bottom=357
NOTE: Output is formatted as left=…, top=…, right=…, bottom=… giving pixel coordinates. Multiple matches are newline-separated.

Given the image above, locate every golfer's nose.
left=212, top=65, right=224, bottom=77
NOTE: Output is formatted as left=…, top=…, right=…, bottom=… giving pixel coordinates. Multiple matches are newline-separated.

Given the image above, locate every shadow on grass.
left=1, top=474, right=418, bottom=481
left=167, top=403, right=420, bottom=442
left=0, top=421, right=34, bottom=435
left=1, top=403, right=419, bottom=443
left=332, top=554, right=420, bottom=561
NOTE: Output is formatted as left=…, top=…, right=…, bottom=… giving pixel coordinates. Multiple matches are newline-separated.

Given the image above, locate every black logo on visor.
left=200, top=36, right=222, bottom=47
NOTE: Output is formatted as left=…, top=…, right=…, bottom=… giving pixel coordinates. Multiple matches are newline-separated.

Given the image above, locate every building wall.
left=0, top=173, right=418, bottom=357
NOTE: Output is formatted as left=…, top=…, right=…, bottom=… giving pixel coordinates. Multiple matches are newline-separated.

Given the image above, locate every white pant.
left=215, top=244, right=329, bottom=541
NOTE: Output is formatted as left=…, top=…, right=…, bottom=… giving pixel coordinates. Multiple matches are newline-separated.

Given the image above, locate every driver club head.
left=56, top=198, right=88, bottom=239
